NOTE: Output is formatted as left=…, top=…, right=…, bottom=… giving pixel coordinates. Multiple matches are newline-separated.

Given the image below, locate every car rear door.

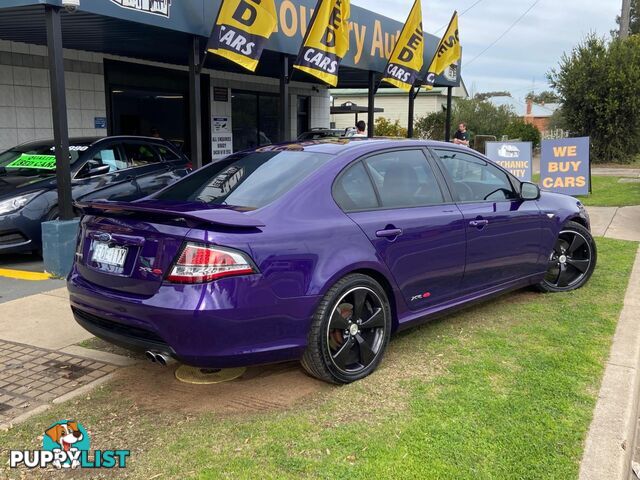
left=334, top=148, right=466, bottom=311
left=431, top=147, right=543, bottom=292
left=119, top=141, right=171, bottom=198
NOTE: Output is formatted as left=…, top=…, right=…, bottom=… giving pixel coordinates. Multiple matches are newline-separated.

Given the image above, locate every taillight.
left=166, top=243, right=257, bottom=284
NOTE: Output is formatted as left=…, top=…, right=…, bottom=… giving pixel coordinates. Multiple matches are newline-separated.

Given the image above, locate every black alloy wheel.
left=326, top=287, right=386, bottom=374
left=539, top=221, right=597, bottom=292
left=302, top=274, right=392, bottom=384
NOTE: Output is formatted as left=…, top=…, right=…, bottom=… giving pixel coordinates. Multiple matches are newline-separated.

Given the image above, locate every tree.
left=474, top=91, right=511, bottom=101
left=613, top=0, right=640, bottom=36
left=525, top=90, right=560, bottom=104
left=547, top=107, right=568, bottom=132
left=548, top=34, right=640, bottom=163
left=374, top=117, right=407, bottom=137
left=413, top=98, right=516, bottom=143
left=504, top=120, right=542, bottom=148
left=414, top=111, right=446, bottom=140
left=453, top=97, right=516, bottom=139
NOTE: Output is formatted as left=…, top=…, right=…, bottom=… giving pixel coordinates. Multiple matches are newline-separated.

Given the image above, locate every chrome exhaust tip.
left=155, top=352, right=175, bottom=366
left=145, top=350, right=157, bottom=363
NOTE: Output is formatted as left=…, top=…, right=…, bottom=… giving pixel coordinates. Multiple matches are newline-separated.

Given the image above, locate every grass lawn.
left=577, top=176, right=640, bottom=207
left=1, top=238, right=637, bottom=480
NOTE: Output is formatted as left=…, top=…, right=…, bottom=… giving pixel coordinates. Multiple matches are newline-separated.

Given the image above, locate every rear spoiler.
left=74, top=200, right=265, bottom=228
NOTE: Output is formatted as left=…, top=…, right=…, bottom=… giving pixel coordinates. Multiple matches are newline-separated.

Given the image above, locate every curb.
left=579, top=244, right=640, bottom=480
left=60, top=345, right=139, bottom=366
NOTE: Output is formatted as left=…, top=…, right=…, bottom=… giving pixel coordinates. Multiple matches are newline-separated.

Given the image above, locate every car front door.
left=432, top=147, right=543, bottom=292
left=73, top=141, right=142, bottom=202
left=334, top=148, right=467, bottom=311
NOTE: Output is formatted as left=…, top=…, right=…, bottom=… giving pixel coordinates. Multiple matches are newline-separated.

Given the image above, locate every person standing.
left=352, top=120, right=367, bottom=137
left=452, top=122, right=470, bottom=146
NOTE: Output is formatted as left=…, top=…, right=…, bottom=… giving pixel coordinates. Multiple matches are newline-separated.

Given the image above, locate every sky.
left=353, top=0, right=621, bottom=110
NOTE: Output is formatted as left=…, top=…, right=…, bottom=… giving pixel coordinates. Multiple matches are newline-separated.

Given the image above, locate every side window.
left=92, top=146, right=126, bottom=172
left=122, top=143, right=161, bottom=168
left=156, top=144, right=181, bottom=161
left=333, top=162, right=379, bottom=211
left=76, top=145, right=125, bottom=177
left=435, top=149, right=517, bottom=202
left=364, top=150, right=444, bottom=208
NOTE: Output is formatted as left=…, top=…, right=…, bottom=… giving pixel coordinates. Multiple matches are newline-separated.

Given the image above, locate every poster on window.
left=212, top=116, right=233, bottom=160
left=485, top=141, right=533, bottom=182
left=540, top=137, right=590, bottom=196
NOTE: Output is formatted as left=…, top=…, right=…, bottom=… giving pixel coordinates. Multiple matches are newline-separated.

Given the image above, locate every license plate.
left=91, top=242, right=127, bottom=267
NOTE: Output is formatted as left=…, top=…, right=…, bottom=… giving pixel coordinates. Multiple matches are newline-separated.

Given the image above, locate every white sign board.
left=212, top=116, right=233, bottom=160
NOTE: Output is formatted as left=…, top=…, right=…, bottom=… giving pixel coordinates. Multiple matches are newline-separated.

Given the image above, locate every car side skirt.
left=396, top=272, right=545, bottom=332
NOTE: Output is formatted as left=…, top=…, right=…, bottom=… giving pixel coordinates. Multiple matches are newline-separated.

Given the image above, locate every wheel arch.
left=317, top=264, right=402, bottom=332
left=566, top=215, right=588, bottom=229
left=352, top=268, right=400, bottom=332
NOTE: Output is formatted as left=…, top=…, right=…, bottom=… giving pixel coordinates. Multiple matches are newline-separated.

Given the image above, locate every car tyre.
left=536, top=221, right=597, bottom=293
left=301, top=274, right=392, bottom=384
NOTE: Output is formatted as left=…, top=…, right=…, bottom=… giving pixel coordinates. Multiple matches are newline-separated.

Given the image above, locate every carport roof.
left=0, top=1, right=463, bottom=89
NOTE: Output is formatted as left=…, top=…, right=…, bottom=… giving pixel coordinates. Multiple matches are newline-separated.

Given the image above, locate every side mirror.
left=520, top=181, right=540, bottom=201
left=88, top=164, right=111, bottom=176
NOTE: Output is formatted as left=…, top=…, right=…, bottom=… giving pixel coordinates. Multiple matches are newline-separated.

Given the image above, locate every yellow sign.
left=380, top=0, right=424, bottom=92
left=207, top=0, right=278, bottom=72
left=293, top=0, right=351, bottom=86
left=424, top=11, right=461, bottom=88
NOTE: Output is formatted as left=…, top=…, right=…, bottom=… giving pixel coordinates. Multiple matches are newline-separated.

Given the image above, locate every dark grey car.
left=0, top=136, right=190, bottom=255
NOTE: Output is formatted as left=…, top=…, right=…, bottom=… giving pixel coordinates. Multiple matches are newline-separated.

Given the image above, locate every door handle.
left=469, top=219, right=489, bottom=228
left=376, top=228, right=403, bottom=238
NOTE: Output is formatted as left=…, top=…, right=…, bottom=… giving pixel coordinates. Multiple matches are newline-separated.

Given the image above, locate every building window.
left=231, top=90, right=279, bottom=152
left=297, top=96, right=310, bottom=138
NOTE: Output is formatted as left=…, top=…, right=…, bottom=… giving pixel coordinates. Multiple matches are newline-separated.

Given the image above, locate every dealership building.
left=0, top=0, right=461, bottom=275
left=0, top=1, right=461, bottom=158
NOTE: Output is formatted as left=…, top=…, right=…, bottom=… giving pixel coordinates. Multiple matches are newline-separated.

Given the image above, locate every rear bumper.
left=72, top=307, right=176, bottom=355
left=67, top=268, right=320, bottom=368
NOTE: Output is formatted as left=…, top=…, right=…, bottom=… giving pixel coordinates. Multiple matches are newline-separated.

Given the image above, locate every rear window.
left=153, top=150, right=332, bottom=209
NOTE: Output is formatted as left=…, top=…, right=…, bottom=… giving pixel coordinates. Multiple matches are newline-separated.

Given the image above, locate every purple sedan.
left=68, top=139, right=596, bottom=384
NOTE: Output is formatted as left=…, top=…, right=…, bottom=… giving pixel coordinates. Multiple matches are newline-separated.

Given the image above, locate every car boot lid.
left=75, top=200, right=265, bottom=228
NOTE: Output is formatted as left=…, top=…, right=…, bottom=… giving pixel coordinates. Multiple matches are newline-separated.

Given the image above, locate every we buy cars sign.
left=540, top=137, right=590, bottom=196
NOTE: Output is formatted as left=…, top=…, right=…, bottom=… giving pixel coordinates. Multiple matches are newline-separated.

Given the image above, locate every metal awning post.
left=189, top=36, right=203, bottom=169
left=407, top=87, right=415, bottom=138
left=279, top=54, right=290, bottom=142
left=45, top=5, right=72, bottom=221
left=367, top=71, right=375, bottom=138
left=444, top=86, right=453, bottom=142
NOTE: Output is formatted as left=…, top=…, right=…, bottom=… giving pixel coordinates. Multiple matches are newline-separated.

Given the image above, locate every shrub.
left=505, top=120, right=542, bottom=148
left=374, top=117, right=408, bottom=137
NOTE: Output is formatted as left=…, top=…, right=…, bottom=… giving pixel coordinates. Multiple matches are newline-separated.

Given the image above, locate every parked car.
left=297, top=128, right=346, bottom=141
left=0, top=136, right=190, bottom=255
left=68, top=139, right=596, bottom=384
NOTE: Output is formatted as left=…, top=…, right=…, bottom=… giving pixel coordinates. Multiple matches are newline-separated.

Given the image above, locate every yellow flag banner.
left=293, top=0, right=351, bottom=87
left=207, top=0, right=278, bottom=72
left=424, top=11, right=461, bottom=87
left=380, top=0, right=424, bottom=92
